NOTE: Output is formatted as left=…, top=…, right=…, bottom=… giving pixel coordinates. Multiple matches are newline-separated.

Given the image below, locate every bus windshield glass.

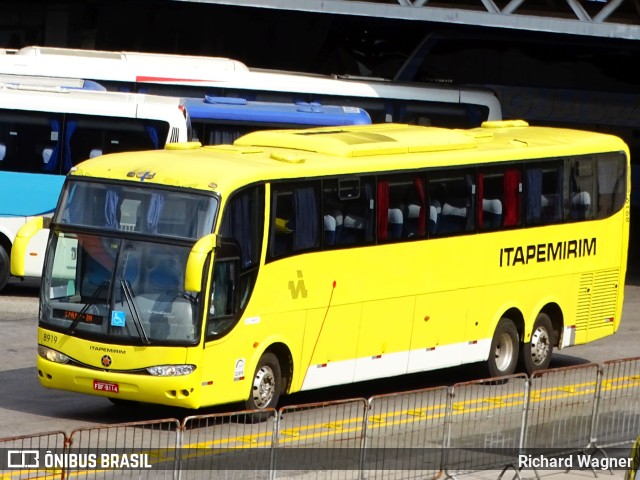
left=55, top=180, right=217, bottom=240
left=40, top=179, right=219, bottom=345
left=42, top=234, right=200, bottom=345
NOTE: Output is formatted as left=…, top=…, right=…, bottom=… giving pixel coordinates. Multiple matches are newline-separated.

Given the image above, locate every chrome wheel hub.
left=530, top=327, right=550, bottom=365
left=252, top=365, right=275, bottom=409
left=494, top=332, right=514, bottom=372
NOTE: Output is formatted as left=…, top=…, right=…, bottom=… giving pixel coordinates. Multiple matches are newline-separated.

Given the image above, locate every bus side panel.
left=408, top=290, right=485, bottom=373
left=299, top=304, right=361, bottom=391
left=200, top=311, right=306, bottom=407
left=354, top=297, right=414, bottom=383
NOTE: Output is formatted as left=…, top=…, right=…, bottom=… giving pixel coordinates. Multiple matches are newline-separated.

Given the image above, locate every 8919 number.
left=42, top=333, right=58, bottom=344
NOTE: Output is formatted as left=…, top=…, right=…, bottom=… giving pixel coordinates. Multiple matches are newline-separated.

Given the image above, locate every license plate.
left=93, top=380, right=119, bottom=393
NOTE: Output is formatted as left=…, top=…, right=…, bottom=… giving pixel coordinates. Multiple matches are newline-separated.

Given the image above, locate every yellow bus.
left=12, top=121, right=629, bottom=410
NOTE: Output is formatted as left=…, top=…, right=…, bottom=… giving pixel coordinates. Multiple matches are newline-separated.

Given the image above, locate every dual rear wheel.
left=487, top=313, right=555, bottom=378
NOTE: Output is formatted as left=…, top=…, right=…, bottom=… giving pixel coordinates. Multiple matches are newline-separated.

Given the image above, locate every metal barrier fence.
left=181, top=409, right=276, bottom=479
left=525, top=364, right=600, bottom=452
left=596, top=357, right=640, bottom=449
left=0, top=431, right=66, bottom=479
left=276, top=398, right=367, bottom=480
left=2, top=358, right=640, bottom=480
left=365, top=386, right=449, bottom=479
left=446, top=374, right=528, bottom=477
left=65, top=418, right=181, bottom=479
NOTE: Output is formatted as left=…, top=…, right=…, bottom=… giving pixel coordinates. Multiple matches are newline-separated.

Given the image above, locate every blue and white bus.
left=0, top=83, right=371, bottom=291
left=0, top=84, right=190, bottom=291
left=185, top=95, right=370, bottom=144
left=0, top=45, right=501, bottom=128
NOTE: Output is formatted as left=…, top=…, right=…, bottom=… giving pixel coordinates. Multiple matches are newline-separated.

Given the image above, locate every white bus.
left=0, top=81, right=373, bottom=292
left=0, top=45, right=502, bottom=128
left=0, top=83, right=190, bottom=291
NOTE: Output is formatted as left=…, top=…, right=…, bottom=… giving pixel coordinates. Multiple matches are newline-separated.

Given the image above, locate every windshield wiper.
left=120, top=279, right=150, bottom=345
left=67, top=280, right=109, bottom=334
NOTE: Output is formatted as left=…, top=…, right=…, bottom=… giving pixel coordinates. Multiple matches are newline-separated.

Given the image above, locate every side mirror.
left=11, top=217, right=50, bottom=277
left=185, top=233, right=218, bottom=293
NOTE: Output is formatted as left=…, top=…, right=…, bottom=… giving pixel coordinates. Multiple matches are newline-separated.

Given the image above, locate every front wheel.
left=0, top=244, right=10, bottom=292
left=521, top=313, right=555, bottom=375
left=486, top=318, right=519, bottom=378
left=245, top=353, right=282, bottom=411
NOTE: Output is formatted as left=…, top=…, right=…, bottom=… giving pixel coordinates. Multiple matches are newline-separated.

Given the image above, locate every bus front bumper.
left=37, top=356, right=203, bottom=409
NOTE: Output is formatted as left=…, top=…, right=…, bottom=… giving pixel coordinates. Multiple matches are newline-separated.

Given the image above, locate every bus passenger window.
left=323, top=178, right=374, bottom=247
left=67, top=116, right=169, bottom=170
left=596, top=153, right=626, bottom=219
left=206, top=253, right=240, bottom=340
left=219, top=186, right=264, bottom=269
left=568, top=157, right=595, bottom=221
left=378, top=176, right=427, bottom=241
left=478, top=167, right=522, bottom=231
left=526, top=162, right=563, bottom=225
left=269, top=183, right=320, bottom=259
left=0, top=111, right=63, bottom=174
left=428, top=171, right=475, bottom=236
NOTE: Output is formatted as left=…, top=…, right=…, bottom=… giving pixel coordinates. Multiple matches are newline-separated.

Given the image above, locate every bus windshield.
left=55, top=180, right=217, bottom=239
left=41, top=180, right=218, bottom=346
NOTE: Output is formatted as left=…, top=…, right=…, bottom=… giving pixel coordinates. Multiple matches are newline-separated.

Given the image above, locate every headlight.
left=38, top=345, right=70, bottom=364
left=146, top=364, right=196, bottom=376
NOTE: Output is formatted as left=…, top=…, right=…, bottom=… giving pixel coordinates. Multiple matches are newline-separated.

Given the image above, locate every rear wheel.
left=521, top=313, right=554, bottom=375
left=486, top=318, right=519, bottom=378
left=0, top=245, right=10, bottom=292
left=245, top=353, right=282, bottom=411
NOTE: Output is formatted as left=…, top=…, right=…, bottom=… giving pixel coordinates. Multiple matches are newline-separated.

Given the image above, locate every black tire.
left=245, top=352, right=282, bottom=411
left=521, top=313, right=555, bottom=375
left=0, top=244, right=10, bottom=292
left=486, top=318, right=519, bottom=378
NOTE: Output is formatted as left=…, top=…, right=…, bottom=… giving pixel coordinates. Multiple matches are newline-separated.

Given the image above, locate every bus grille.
left=169, top=127, right=180, bottom=143
left=575, top=269, right=619, bottom=331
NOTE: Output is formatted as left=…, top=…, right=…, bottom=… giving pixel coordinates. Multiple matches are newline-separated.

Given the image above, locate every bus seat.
left=388, top=208, right=403, bottom=239
left=341, top=213, right=365, bottom=244
left=0, top=143, right=5, bottom=161
left=541, top=195, right=549, bottom=207
left=404, top=203, right=421, bottom=237
left=429, top=200, right=441, bottom=235
left=273, top=217, right=294, bottom=256
left=149, top=258, right=181, bottom=292
left=482, top=198, right=503, bottom=229
left=81, top=257, right=111, bottom=298
left=334, top=212, right=343, bottom=243
left=89, top=148, right=103, bottom=159
left=42, top=147, right=54, bottom=165
left=570, top=191, right=591, bottom=219
left=85, top=259, right=110, bottom=290
left=324, top=214, right=337, bottom=245
left=169, top=297, right=196, bottom=341
left=122, top=255, right=140, bottom=286
left=439, top=202, right=467, bottom=234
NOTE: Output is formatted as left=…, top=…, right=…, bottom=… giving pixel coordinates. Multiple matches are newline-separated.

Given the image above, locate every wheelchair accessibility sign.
left=111, top=311, right=125, bottom=327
